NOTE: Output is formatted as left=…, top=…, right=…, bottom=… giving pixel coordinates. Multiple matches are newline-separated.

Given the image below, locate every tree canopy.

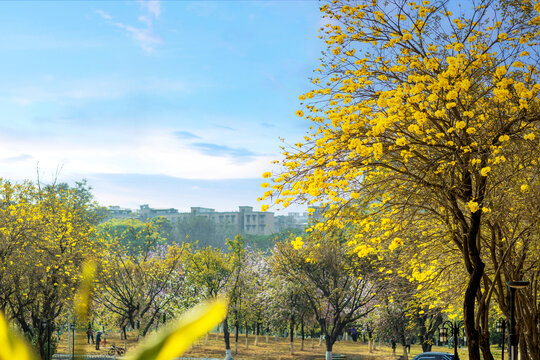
left=262, top=1, right=540, bottom=359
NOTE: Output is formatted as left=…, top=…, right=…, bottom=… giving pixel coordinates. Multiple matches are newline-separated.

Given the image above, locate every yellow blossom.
left=467, top=201, right=480, bottom=213
left=292, top=237, right=304, bottom=250
left=389, top=237, right=403, bottom=251
left=396, top=137, right=408, bottom=146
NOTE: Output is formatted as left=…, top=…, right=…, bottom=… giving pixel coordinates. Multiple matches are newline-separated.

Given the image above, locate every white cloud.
left=95, top=9, right=112, bottom=20
left=96, top=1, right=162, bottom=53
left=1, top=77, right=189, bottom=104
left=0, top=128, right=278, bottom=182
left=111, top=21, right=162, bottom=53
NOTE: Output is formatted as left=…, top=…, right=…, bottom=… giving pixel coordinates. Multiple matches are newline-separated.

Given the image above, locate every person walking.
left=350, top=327, right=358, bottom=342
left=96, top=331, right=102, bottom=350
left=86, top=327, right=94, bottom=344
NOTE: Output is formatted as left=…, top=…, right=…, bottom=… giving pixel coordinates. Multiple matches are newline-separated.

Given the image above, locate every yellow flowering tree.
left=0, top=180, right=105, bottom=359
left=262, top=1, right=540, bottom=359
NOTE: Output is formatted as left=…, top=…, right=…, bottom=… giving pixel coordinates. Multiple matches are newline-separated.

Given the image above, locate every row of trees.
left=262, top=1, right=540, bottom=360
left=0, top=178, right=449, bottom=360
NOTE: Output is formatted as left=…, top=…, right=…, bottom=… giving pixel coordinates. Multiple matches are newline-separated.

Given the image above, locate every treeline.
left=0, top=179, right=448, bottom=360
left=101, top=216, right=303, bottom=251
left=3, top=177, right=535, bottom=360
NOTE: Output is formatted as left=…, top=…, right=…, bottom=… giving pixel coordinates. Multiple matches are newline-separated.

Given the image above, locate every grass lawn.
left=57, top=329, right=508, bottom=359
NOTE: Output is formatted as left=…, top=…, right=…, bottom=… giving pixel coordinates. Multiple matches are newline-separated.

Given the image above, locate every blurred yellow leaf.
left=74, top=259, right=97, bottom=321
left=126, top=298, right=227, bottom=360
left=0, top=312, right=36, bottom=360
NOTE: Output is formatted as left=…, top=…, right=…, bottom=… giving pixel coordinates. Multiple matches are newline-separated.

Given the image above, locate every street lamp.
left=496, top=318, right=507, bottom=360
left=439, top=320, right=463, bottom=360
left=438, top=326, right=448, bottom=344
left=507, top=280, right=529, bottom=360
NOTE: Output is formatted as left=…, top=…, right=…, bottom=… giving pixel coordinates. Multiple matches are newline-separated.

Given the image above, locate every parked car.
left=411, top=352, right=456, bottom=360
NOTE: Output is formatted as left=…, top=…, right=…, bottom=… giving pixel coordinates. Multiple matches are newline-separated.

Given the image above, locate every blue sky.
left=0, top=1, right=324, bottom=213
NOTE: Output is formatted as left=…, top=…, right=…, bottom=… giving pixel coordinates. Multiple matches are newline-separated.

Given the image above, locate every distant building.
left=106, top=206, right=134, bottom=220
left=106, top=204, right=276, bottom=236
left=275, top=213, right=306, bottom=232
left=139, top=204, right=179, bottom=222
left=105, top=204, right=322, bottom=236
left=181, top=206, right=275, bottom=236
left=274, top=206, right=323, bottom=232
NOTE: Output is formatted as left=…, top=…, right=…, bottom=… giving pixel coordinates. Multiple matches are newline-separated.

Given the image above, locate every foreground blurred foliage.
left=0, top=299, right=227, bottom=360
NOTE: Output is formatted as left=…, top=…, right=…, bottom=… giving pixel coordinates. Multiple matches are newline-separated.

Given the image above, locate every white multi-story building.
left=134, top=205, right=275, bottom=235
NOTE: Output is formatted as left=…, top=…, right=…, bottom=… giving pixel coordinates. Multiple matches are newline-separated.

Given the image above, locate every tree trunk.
left=223, top=317, right=233, bottom=360
left=289, top=317, right=294, bottom=355
left=402, top=345, right=409, bottom=360
left=255, top=322, right=260, bottom=346
left=479, top=328, right=494, bottom=360
left=301, top=318, right=305, bottom=351
left=67, top=323, right=71, bottom=357
left=325, top=335, right=334, bottom=360
left=463, top=249, right=485, bottom=360
left=461, top=181, right=487, bottom=360
left=234, top=321, right=239, bottom=355
left=38, top=325, right=46, bottom=360
left=519, top=333, right=530, bottom=360
left=244, top=321, right=249, bottom=349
